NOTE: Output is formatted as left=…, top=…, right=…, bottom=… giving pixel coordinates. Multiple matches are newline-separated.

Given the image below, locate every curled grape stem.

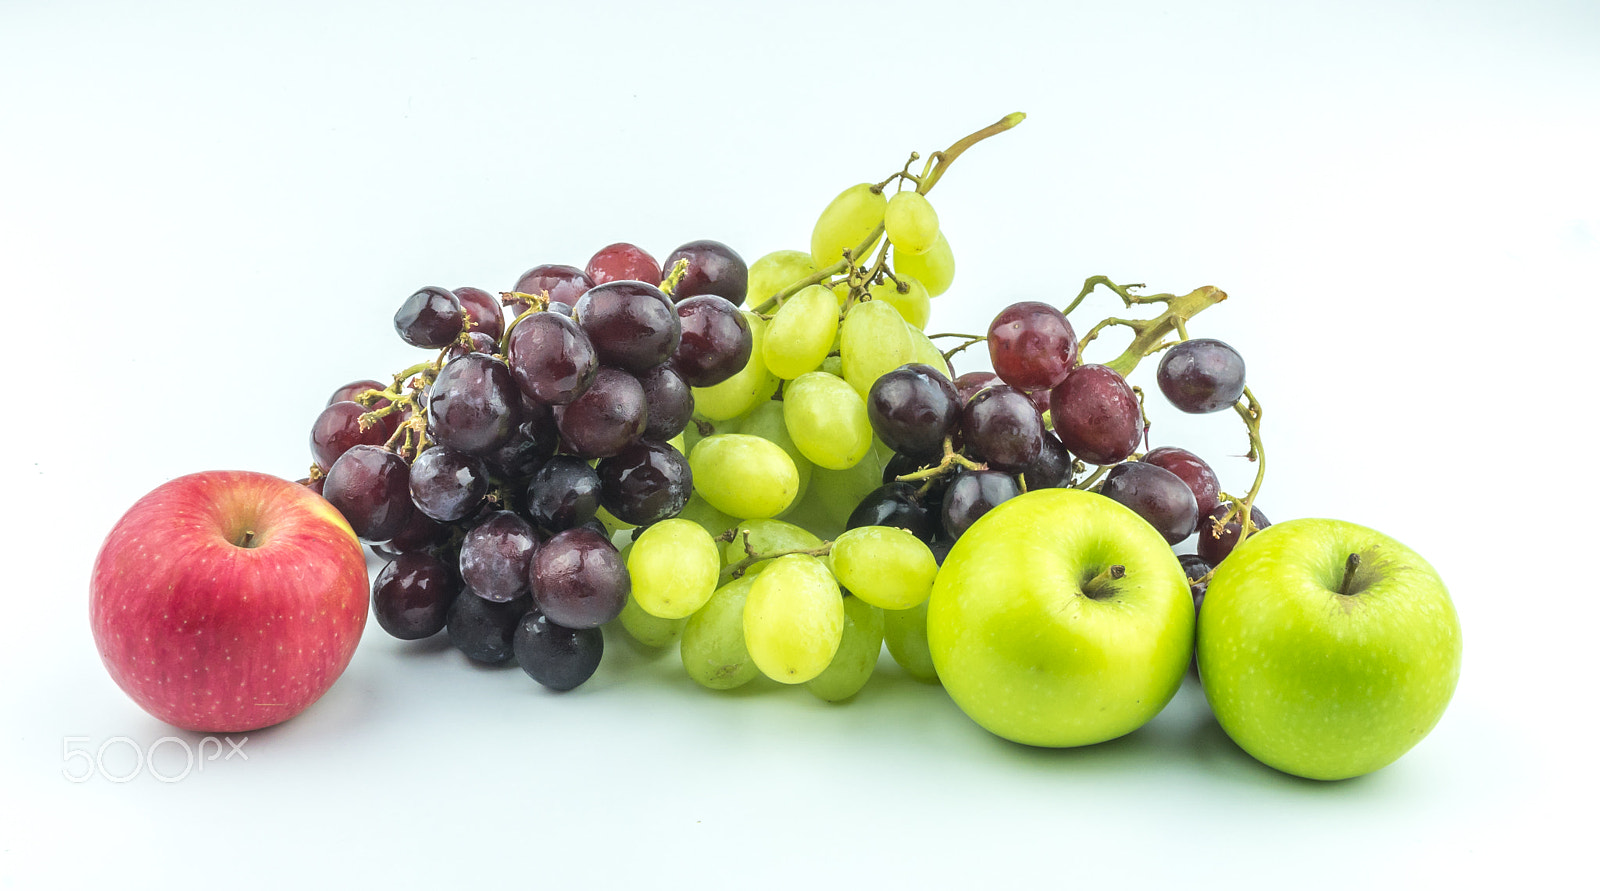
left=1073, top=283, right=1228, bottom=378
left=895, top=437, right=986, bottom=484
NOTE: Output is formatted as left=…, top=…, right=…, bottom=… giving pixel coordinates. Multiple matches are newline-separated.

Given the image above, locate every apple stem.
left=1338, top=553, right=1361, bottom=595
left=235, top=530, right=256, bottom=548
left=1084, top=564, right=1126, bottom=596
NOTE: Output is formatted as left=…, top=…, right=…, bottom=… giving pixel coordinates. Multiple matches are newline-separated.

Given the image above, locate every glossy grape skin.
left=960, top=384, right=1043, bottom=473
left=883, top=190, right=940, bottom=256
left=867, top=364, right=961, bottom=459
left=596, top=438, right=693, bottom=527
left=531, top=527, right=630, bottom=629
left=554, top=367, right=648, bottom=459
left=1097, top=461, right=1199, bottom=545
left=1049, top=364, right=1142, bottom=465
left=811, top=183, right=886, bottom=268
left=452, top=286, right=505, bottom=341
left=987, top=301, right=1079, bottom=392
left=311, top=401, right=396, bottom=472
left=1143, top=446, right=1221, bottom=532
left=328, top=379, right=388, bottom=407
left=446, top=592, right=531, bottom=665
left=1179, top=553, right=1212, bottom=612
left=636, top=363, right=693, bottom=440
left=953, top=371, right=1002, bottom=406
left=510, top=264, right=593, bottom=314
left=940, top=469, right=1020, bottom=540
left=847, top=481, right=937, bottom=543
left=382, top=507, right=451, bottom=555
left=586, top=242, right=661, bottom=286
left=323, top=444, right=415, bottom=542
left=372, top=551, right=460, bottom=640
left=407, top=445, right=488, bottom=522
left=506, top=311, right=599, bottom=406
left=459, top=511, right=539, bottom=602
left=442, top=331, right=499, bottom=363
left=572, top=280, right=681, bottom=373
left=662, top=239, right=748, bottom=304
left=394, top=286, right=465, bottom=348
left=1197, top=503, right=1271, bottom=565
left=428, top=353, right=522, bottom=455
left=671, top=295, right=753, bottom=387
left=1023, top=429, right=1074, bottom=490
left=484, top=397, right=560, bottom=478
left=513, top=609, right=604, bottom=691
left=525, top=455, right=602, bottom=533
left=1157, top=338, right=1247, bottom=413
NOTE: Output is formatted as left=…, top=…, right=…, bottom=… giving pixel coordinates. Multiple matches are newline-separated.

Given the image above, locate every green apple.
left=928, top=488, right=1194, bottom=747
left=1197, top=518, right=1462, bottom=780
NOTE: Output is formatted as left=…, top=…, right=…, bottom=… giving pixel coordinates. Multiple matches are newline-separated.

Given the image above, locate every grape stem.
left=1208, top=386, right=1267, bottom=550
left=725, top=530, right=835, bottom=580
left=497, top=290, right=551, bottom=353
left=659, top=257, right=691, bottom=298
left=1072, top=463, right=1112, bottom=491
left=895, top=436, right=987, bottom=485
left=917, top=112, right=1026, bottom=195
left=928, top=331, right=988, bottom=361
left=1072, top=282, right=1229, bottom=378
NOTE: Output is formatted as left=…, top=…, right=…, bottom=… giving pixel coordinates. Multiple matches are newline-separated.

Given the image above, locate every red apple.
left=90, top=471, right=369, bottom=732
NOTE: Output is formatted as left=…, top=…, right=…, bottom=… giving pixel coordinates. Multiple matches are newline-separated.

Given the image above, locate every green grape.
left=782, top=371, right=873, bottom=470
left=723, top=518, right=824, bottom=579
left=762, top=284, right=840, bottom=380
left=882, top=600, right=939, bottom=683
left=775, top=483, right=845, bottom=543
left=811, top=183, right=886, bottom=268
left=618, top=591, right=689, bottom=649
left=820, top=354, right=844, bottom=377
left=883, top=190, right=940, bottom=256
left=806, top=595, right=886, bottom=702
left=743, top=554, right=845, bottom=684
left=870, top=276, right=931, bottom=330
left=666, top=430, right=686, bottom=454
left=905, top=322, right=950, bottom=377
left=628, top=518, right=722, bottom=619
left=688, top=434, right=800, bottom=519
left=693, top=311, right=780, bottom=420
left=840, top=299, right=913, bottom=399
left=735, top=401, right=813, bottom=512
left=677, top=492, right=738, bottom=539
left=892, top=231, right=955, bottom=297
left=805, top=448, right=886, bottom=533
left=595, top=505, right=635, bottom=537
left=747, top=249, right=819, bottom=307
left=829, top=525, right=938, bottom=610
left=681, top=576, right=760, bottom=690
left=830, top=280, right=851, bottom=308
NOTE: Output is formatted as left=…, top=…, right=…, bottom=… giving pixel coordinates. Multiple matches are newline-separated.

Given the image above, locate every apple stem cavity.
left=1338, top=553, right=1361, bottom=596
left=234, top=529, right=258, bottom=549
left=1083, top=564, right=1126, bottom=599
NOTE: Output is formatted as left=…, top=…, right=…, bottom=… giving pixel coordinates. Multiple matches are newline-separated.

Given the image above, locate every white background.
left=4, top=0, right=1596, bottom=887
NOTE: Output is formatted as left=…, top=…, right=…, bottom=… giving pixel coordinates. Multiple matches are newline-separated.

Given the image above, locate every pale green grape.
left=689, top=434, right=800, bottom=520
left=829, top=525, right=938, bottom=610
left=870, top=276, right=931, bottom=330
left=905, top=322, right=950, bottom=377
left=618, top=590, right=688, bottom=648
left=676, top=493, right=738, bottom=539
left=883, top=190, right=940, bottom=256
left=840, top=299, right=913, bottom=399
left=892, top=231, right=955, bottom=297
left=820, top=354, right=844, bottom=377
left=883, top=600, right=939, bottom=683
left=747, top=249, right=819, bottom=307
left=628, top=518, right=722, bottom=619
left=693, top=311, right=780, bottom=420
left=806, top=595, right=886, bottom=702
left=681, top=576, right=760, bottom=690
left=782, top=372, right=872, bottom=470
left=804, top=448, right=886, bottom=533
left=735, top=401, right=813, bottom=512
left=666, top=431, right=686, bottom=454
left=811, top=183, right=886, bottom=268
left=743, top=554, right=845, bottom=684
left=763, top=284, right=840, bottom=380
left=723, top=518, right=825, bottom=579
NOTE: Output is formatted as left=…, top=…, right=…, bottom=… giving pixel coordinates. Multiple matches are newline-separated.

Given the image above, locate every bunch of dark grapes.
left=307, top=240, right=751, bottom=691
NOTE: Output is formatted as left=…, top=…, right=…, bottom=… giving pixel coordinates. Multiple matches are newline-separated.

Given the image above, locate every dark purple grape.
left=408, top=445, right=488, bottom=522
left=1197, top=503, right=1271, bottom=566
left=1049, top=364, right=1141, bottom=465
left=526, top=455, right=602, bottom=533
left=1097, top=461, right=1199, bottom=545
left=379, top=507, right=451, bottom=556
left=459, top=511, right=539, bottom=603
left=394, top=286, right=465, bottom=348
left=328, top=379, right=388, bottom=407
left=953, top=371, right=1002, bottom=406
left=1179, top=553, right=1212, bottom=613
left=572, top=280, right=682, bottom=373
left=510, top=264, right=593, bottom=314
left=446, top=592, right=531, bottom=664
left=1143, top=446, right=1221, bottom=533
left=940, top=470, right=1020, bottom=540
left=484, top=396, right=560, bottom=479
left=637, top=364, right=693, bottom=440
left=596, top=439, right=692, bottom=526
left=882, top=450, right=938, bottom=484
left=311, top=401, right=396, bottom=472
left=987, top=301, right=1078, bottom=392
left=428, top=353, right=522, bottom=455
left=1157, top=338, right=1246, bottom=414
left=868, top=364, right=961, bottom=459
left=323, top=444, right=414, bottom=541
left=531, top=527, right=629, bottom=629
left=661, top=239, right=748, bottom=304
left=514, top=608, right=604, bottom=691
left=671, top=295, right=752, bottom=387
left=453, top=286, right=506, bottom=342
left=373, top=551, right=460, bottom=640
left=847, top=482, right=937, bottom=543
left=505, top=311, right=599, bottom=405
left=1023, top=430, right=1074, bottom=490
left=586, top=242, right=662, bottom=286
left=554, top=367, right=647, bottom=459
left=444, top=330, right=500, bottom=362
left=960, top=384, right=1043, bottom=473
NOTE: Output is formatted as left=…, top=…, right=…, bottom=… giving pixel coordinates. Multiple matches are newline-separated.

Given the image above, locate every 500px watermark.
left=63, top=735, right=248, bottom=783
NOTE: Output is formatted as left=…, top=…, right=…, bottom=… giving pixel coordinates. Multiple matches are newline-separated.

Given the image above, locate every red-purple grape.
left=311, top=401, right=396, bottom=472
left=960, top=384, right=1043, bottom=473
left=1049, top=364, right=1141, bottom=465
left=373, top=551, right=460, bottom=640
left=453, top=286, right=505, bottom=341
left=1097, top=461, right=1198, bottom=545
left=428, top=353, right=522, bottom=455
left=408, top=445, right=488, bottom=522
left=671, top=294, right=752, bottom=387
left=510, top=264, right=593, bottom=314
left=987, top=301, right=1079, bottom=391
left=394, top=286, right=465, bottom=349
left=661, top=239, right=748, bottom=304
left=586, top=242, right=662, bottom=286
left=323, top=444, right=415, bottom=542
left=506, top=311, right=599, bottom=406
left=554, top=367, right=647, bottom=459
left=1142, top=446, right=1221, bottom=532
left=459, top=511, right=539, bottom=603
left=1197, top=502, right=1271, bottom=565
left=572, top=280, right=681, bottom=374
left=531, top=527, right=629, bottom=629
left=1157, top=338, right=1246, bottom=414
